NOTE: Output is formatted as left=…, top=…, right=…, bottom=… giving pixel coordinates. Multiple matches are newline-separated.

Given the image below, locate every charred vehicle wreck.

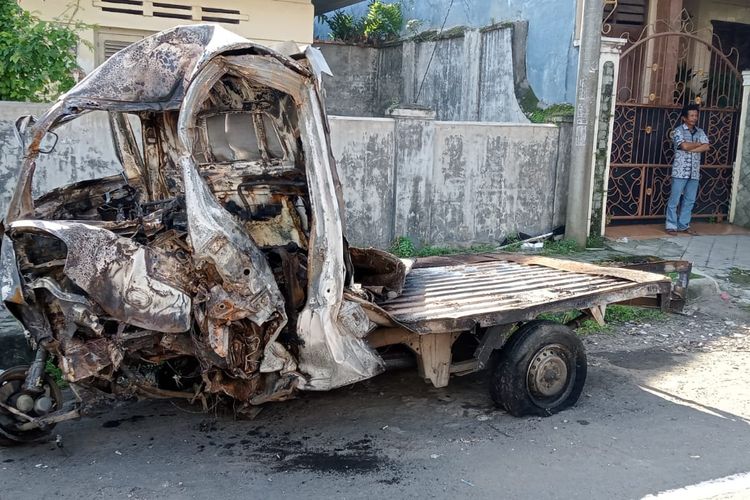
left=1, top=25, right=678, bottom=445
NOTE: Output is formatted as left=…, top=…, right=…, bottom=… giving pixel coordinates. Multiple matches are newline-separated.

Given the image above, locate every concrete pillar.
left=387, top=106, right=436, bottom=245
left=401, top=41, right=417, bottom=104
left=729, top=71, right=750, bottom=228
left=565, top=0, right=603, bottom=246
left=460, top=30, right=482, bottom=121
left=551, top=115, right=574, bottom=229
left=588, top=37, right=627, bottom=240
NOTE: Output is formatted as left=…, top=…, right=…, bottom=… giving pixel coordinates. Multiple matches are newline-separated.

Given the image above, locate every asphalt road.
left=2, top=312, right=749, bottom=500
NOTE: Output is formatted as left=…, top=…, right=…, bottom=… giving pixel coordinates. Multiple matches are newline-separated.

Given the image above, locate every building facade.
left=19, top=0, right=316, bottom=75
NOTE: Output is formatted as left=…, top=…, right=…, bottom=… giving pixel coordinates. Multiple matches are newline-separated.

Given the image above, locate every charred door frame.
left=606, top=30, right=742, bottom=223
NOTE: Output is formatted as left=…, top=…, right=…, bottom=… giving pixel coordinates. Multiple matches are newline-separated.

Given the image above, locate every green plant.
left=414, top=243, right=497, bottom=257
left=501, top=232, right=522, bottom=252
left=540, top=238, right=581, bottom=256
left=666, top=271, right=703, bottom=281
left=389, top=236, right=416, bottom=257
left=528, top=103, right=575, bottom=124
left=364, top=1, right=403, bottom=41
left=537, top=310, right=580, bottom=324
left=322, top=1, right=404, bottom=44
left=322, top=11, right=365, bottom=42
left=604, top=304, right=664, bottom=323
left=537, top=305, right=664, bottom=335
left=586, top=234, right=606, bottom=249
left=727, top=267, right=750, bottom=286
left=388, top=237, right=499, bottom=258
left=0, top=2, right=87, bottom=102
left=405, top=18, right=423, bottom=37
left=45, top=357, right=67, bottom=388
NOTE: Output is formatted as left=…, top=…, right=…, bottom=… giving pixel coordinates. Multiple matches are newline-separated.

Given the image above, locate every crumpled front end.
left=0, top=25, right=405, bottom=412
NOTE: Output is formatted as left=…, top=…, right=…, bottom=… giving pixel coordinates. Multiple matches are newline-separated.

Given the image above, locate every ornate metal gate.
left=606, top=27, right=742, bottom=222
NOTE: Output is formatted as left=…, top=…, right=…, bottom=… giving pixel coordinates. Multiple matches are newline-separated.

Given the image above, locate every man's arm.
left=680, top=141, right=710, bottom=152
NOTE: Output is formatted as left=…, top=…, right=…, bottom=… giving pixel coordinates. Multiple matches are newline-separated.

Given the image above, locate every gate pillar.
left=729, top=71, right=750, bottom=228
left=588, top=37, right=627, bottom=241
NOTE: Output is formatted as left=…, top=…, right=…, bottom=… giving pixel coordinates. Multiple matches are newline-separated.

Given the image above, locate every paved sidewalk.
left=607, top=234, right=750, bottom=276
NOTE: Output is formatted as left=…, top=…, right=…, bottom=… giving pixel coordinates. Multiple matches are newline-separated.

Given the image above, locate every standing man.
left=666, top=104, right=710, bottom=236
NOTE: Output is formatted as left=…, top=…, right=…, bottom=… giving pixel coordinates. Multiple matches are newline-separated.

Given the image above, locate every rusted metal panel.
left=381, top=255, right=671, bottom=334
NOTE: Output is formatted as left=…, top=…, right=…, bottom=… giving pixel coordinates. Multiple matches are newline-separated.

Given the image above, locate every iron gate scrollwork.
left=607, top=25, right=742, bottom=222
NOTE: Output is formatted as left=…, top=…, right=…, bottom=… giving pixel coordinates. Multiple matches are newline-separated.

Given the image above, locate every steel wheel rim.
left=0, top=367, right=62, bottom=443
left=526, top=343, right=574, bottom=406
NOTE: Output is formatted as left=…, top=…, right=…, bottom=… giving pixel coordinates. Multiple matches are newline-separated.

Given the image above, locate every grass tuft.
left=537, top=304, right=665, bottom=335
left=45, top=357, right=67, bottom=388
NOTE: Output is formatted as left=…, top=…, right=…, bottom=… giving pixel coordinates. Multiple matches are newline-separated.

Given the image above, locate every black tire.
left=0, top=365, right=64, bottom=446
left=489, top=321, right=587, bottom=417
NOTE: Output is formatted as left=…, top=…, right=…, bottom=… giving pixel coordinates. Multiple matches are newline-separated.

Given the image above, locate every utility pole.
left=565, top=0, right=603, bottom=247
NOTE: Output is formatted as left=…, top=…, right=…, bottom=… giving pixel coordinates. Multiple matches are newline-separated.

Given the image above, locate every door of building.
left=606, top=29, right=742, bottom=223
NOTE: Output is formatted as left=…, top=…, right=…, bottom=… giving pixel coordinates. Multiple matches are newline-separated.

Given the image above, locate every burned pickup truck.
left=0, top=25, right=674, bottom=445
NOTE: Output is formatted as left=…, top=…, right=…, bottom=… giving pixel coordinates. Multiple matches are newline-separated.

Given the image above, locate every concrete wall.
left=316, top=23, right=528, bottom=122
left=331, top=110, right=570, bottom=248
left=0, top=102, right=569, bottom=249
left=314, top=0, right=579, bottom=105
left=329, top=116, right=397, bottom=247
left=20, top=0, right=315, bottom=75
left=318, top=44, right=381, bottom=117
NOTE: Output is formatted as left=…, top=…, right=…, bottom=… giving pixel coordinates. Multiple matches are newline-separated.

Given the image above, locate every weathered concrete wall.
left=328, top=116, right=396, bottom=249
left=315, top=22, right=529, bottom=123
left=317, top=44, right=380, bottom=118
left=331, top=109, right=570, bottom=248
left=429, top=122, right=561, bottom=243
left=410, top=36, right=467, bottom=121
left=478, top=28, right=527, bottom=123
left=0, top=103, right=122, bottom=216
left=314, top=0, right=579, bottom=105
left=376, top=44, right=404, bottom=116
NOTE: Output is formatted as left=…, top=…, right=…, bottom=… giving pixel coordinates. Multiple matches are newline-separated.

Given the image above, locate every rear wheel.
left=490, top=321, right=586, bottom=416
left=0, top=365, right=64, bottom=446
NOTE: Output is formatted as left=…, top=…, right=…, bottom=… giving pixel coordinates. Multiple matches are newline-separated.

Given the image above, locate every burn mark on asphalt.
left=102, top=415, right=147, bottom=428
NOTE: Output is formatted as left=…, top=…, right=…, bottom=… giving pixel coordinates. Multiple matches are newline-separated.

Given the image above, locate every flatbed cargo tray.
left=379, top=253, right=673, bottom=334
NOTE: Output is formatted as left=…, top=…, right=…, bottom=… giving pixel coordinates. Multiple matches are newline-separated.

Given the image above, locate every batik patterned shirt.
left=672, top=123, right=709, bottom=180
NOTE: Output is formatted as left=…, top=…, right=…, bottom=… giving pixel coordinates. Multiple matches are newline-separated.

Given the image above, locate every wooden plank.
left=588, top=304, right=607, bottom=327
